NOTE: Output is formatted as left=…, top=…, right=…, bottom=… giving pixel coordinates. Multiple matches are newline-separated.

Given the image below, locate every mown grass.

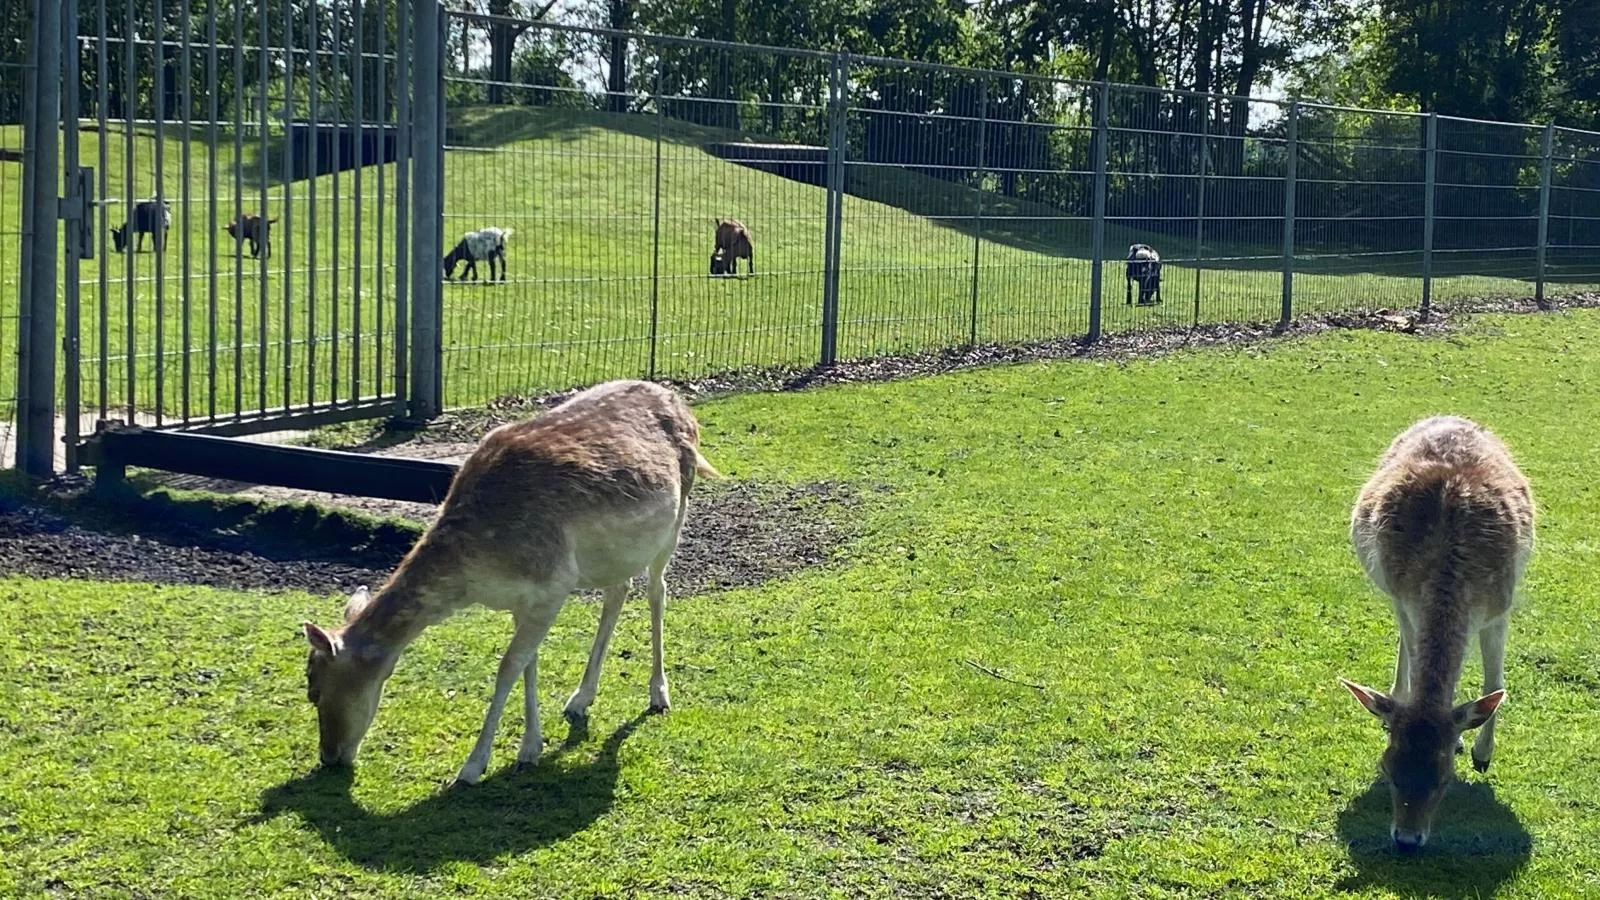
left=5, top=107, right=1595, bottom=420
left=6, top=309, right=1600, bottom=896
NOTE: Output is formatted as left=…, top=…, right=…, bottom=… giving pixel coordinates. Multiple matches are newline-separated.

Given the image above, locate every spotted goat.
left=444, top=226, right=514, bottom=282
left=1124, top=243, right=1162, bottom=306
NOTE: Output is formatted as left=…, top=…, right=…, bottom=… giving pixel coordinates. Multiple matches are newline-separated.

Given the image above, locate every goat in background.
left=111, top=199, right=172, bottom=254
left=444, top=226, right=514, bottom=282
left=1124, top=243, right=1162, bottom=306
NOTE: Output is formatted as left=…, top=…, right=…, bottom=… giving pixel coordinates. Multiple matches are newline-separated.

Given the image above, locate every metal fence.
left=8, top=7, right=1600, bottom=476
left=1, top=8, right=30, bottom=469
left=435, top=19, right=1600, bottom=407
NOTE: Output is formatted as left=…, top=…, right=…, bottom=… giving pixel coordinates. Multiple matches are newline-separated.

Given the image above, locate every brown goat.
left=712, top=218, right=754, bottom=276
left=226, top=213, right=277, bottom=259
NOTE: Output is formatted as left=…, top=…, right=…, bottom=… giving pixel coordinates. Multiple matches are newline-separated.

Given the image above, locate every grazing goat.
left=712, top=218, right=753, bottom=276
left=1341, top=415, right=1535, bottom=853
left=301, top=379, right=721, bottom=785
left=1124, top=244, right=1162, bottom=306
left=225, top=213, right=277, bottom=259
left=443, top=226, right=513, bottom=282
left=111, top=199, right=172, bottom=254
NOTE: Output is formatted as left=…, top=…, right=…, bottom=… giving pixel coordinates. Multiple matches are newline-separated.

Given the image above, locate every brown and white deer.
left=1341, top=415, right=1535, bottom=853
left=300, top=380, right=720, bottom=785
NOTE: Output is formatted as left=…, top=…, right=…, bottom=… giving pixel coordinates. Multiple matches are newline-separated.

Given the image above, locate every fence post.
left=408, top=0, right=442, bottom=420
left=1280, top=100, right=1298, bottom=327
left=1193, top=95, right=1209, bottom=326
left=1421, top=111, right=1437, bottom=318
left=61, top=0, right=83, bottom=470
left=648, top=61, right=663, bottom=379
left=1536, top=122, right=1554, bottom=308
left=20, top=0, right=61, bottom=477
left=969, top=78, right=987, bottom=346
left=1088, top=80, right=1109, bottom=344
left=820, top=52, right=847, bottom=367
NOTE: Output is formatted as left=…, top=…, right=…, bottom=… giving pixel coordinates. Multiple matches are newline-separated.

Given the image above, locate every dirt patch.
left=325, top=293, right=1600, bottom=451
left=0, top=478, right=857, bottom=595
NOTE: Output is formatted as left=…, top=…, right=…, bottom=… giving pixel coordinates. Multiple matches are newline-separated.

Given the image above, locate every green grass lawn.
left=5, top=107, right=1596, bottom=421
left=6, top=309, right=1600, bottom=896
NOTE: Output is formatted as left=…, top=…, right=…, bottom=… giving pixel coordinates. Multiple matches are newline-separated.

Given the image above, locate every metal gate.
left=55, top=0, right=438, bottom=469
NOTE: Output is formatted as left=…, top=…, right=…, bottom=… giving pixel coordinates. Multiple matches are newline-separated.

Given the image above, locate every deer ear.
left=343, top=585, right=372, bottom=623
left=304, top=621, right=339, bottom=657
left=1453, top=689, right=1506, bottom=731
left=1340, top=677, right=1397, bottom=723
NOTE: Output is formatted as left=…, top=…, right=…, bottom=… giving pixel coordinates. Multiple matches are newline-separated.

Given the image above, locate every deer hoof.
left=1472, top=753, right=1492, bottom=774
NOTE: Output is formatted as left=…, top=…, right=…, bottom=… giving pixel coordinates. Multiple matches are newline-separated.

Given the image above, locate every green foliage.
left=9, top=311, right=1600, bottom=895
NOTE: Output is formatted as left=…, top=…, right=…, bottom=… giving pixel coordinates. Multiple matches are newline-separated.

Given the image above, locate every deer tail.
left=694, top=450, right=724, bottom=481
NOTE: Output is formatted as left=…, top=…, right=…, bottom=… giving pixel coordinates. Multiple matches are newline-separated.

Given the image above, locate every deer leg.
left=647, top=506, right=689, bottom=713
left=1472, top=615, right=1509, bottom=773
left=457, top=603, right=559, bottom=784
left=1125, top=278, right=1133, bottom=305
left=1392, top=608, right=1415, bottom=700
left=563, top=581, right=629, bottom=723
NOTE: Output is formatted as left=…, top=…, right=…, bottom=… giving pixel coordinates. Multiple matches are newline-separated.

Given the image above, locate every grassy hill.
left=0, top=108, right=1585, bottom=418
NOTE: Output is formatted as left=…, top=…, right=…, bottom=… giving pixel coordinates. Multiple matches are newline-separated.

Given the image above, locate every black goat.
left=1125, top=243, right=1163, bottom=306
left=111, top=199, right=172, bottom=254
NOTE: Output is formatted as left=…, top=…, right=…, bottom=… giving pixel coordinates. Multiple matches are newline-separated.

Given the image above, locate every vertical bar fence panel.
left=57, top=0, right=413, bottom=458
left=1547, top=127, right=1600, bottom=297
left=2, top=0, right=35, bottom=468
left=1290, top=104, right=1426, bottom=316
left=1430, top=115, right=1543, bottom=313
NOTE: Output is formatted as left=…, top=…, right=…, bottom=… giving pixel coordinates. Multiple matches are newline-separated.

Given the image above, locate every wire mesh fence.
left=429, top=20, right=1600, bottom=405
left=15, top=10, right=1600, bottom=468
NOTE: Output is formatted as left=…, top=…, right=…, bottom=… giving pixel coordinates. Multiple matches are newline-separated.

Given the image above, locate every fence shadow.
left=253, top=712, right=649, bottom=872
left=1334, top=778, right=1531, bottom=897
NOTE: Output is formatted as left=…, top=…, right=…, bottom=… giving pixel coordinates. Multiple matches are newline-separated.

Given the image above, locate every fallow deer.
left=1341, top=415, right=1535, bottom=853
left=300, top=379, right=720, bottom=785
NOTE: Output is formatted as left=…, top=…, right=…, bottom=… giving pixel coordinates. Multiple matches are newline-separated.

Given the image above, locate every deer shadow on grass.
left=1334, top=778, right=1532, bottom=897
left=254, top=712, right=648, bottom=872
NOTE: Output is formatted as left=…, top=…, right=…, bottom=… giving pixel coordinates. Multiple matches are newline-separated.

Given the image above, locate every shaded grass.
left=7, top=310, right=1600, bottom=895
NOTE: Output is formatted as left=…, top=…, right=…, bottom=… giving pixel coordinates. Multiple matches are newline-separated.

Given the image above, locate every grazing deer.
left=1341, top=415, right=1535, bottom=853
left=300, top=379, right=721, bottom=785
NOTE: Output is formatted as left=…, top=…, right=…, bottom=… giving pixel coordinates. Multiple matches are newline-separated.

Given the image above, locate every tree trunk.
left=716, top=0, right=738, bottom=129
left=605, top=0, right=632, bottom=113
left=487, top=0, right=514, bottom=105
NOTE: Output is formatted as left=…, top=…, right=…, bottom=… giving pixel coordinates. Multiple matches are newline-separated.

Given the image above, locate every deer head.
left=1340, top=678, right=1506, bottom=853
left=303, top=586, right=397, bottom=767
